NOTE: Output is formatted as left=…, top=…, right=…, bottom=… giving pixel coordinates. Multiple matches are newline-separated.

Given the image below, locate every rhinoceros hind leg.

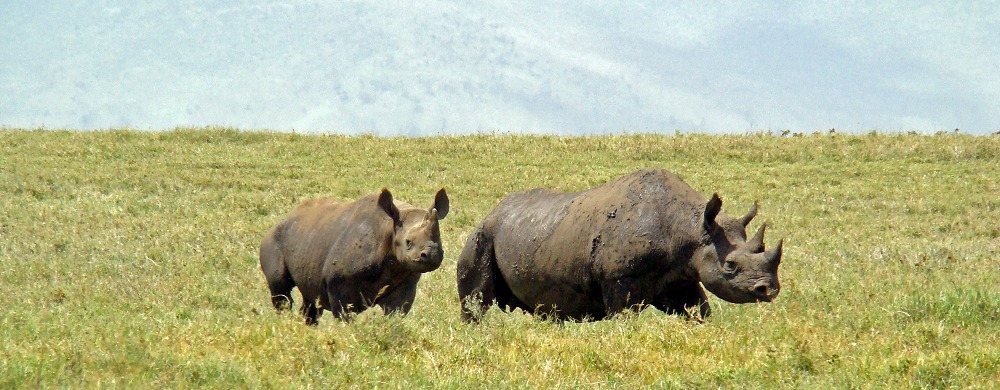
left=457, top=226, right=498, bottom=322
left=270, top=290, right=294, bottom=312
left=492, top=261, right=530, bottom=315
left=261, top=241, right=295, bottom=312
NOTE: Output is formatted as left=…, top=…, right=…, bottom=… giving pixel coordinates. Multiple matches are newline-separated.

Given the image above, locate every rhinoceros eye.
left=405, top=239, right=414, bottom=250
left=723, top=260, right=738, bottom=273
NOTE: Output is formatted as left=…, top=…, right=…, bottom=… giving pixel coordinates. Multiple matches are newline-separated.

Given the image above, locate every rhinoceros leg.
left=457, top=226, right=498, bottom=322
left=322, top=297, right=351, bottom=322
left=300, top=301, right=321, bottom=325
left=599, top=277, right=648, bottom=319
left=260, top=236, right=295, bottom=311
left=319, top=280, right=357, bottom=322
left=491, top=266, right=530, bottom=316
left=378, top=274, right=420, bottom=315
left=652, top=283, right=711, bottom=319
left=267, top=279, right=295, bottom=311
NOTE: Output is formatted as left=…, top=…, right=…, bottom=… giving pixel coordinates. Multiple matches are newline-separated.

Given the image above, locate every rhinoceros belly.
left=491, top=190, right=606, bottom=319
left=499, top=260, right=603, bottom=319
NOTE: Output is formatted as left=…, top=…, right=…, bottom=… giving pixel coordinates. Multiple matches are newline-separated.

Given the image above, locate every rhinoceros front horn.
left=765, top=238, right=783, bottom=266
left=747, top=222, right=766, bottom=252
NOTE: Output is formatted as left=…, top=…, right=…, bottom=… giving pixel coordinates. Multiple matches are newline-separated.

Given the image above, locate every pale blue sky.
left=2, top=1, right=998, bottom=134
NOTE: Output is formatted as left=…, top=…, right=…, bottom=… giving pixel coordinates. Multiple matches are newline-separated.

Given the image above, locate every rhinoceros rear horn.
left=377, top=188, right=401, bottom=225
left=740, top=201, right=758, bottom=227
left=431, top=187, right=449, bottom=220
left=748, top=222, right=766, bottom=252
left=703, top=193, right=723, bottom=232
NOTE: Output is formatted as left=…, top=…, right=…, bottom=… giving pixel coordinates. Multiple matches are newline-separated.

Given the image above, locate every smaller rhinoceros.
left=260, top=188, right=449, bottom=323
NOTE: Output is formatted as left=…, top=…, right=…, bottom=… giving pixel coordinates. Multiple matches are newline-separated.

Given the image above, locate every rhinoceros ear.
left=739, top=201, right=758, bottom=227
left=703, top=193, right=722, bottom=232
left=431, top=187, right=449, bottom=220
left=377, top=188, right=401, bottom=225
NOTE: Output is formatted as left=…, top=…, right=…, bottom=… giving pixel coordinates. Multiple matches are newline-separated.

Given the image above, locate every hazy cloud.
left=1, top=1, right=997, bottom=134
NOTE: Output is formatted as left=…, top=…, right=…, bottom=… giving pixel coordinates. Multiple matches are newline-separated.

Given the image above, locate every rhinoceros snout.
left=753, top=281, right=780, bottom=302
left=419, top=245, right=442, bottom=263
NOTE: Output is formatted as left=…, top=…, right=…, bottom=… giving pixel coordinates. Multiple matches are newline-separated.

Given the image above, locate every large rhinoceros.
left=457, top=168, right=782, bottom=322
left=260, top=188, right=448, bottom=323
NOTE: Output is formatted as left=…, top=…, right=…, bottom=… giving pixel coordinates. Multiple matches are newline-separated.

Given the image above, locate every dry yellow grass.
left=1, top=128, right=998, bottom=388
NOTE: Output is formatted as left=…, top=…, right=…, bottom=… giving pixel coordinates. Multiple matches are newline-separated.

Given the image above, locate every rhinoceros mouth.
left=415, top=257, right=442, bottom=266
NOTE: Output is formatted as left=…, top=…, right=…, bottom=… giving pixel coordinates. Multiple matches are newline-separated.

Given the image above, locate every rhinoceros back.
left=271, top=196, right=387, bottom=302
left=489, top=188, right=583, bottom=262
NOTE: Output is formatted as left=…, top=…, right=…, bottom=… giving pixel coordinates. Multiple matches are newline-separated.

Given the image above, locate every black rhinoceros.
left=260, top=188, right=449, bottom=323
left=457, top=168, right=781, bottom=321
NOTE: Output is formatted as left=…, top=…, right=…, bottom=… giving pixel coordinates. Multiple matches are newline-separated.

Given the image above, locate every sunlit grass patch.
left=1, top=128, right=998, bottom=387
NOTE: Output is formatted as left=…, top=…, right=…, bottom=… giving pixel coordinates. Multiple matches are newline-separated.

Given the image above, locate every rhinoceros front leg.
left=652, top=283, right=711, bottom=319
left=321, top=295, right=358, bottom=322
left=320, top=279, right=359, bottom=322
left=600, top=277, right=648, bottom=319
left=377, top=274, right=420, bottom=315
left=300, top=300, right=321, bottom=325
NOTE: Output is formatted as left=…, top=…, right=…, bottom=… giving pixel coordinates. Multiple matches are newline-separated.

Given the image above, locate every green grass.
left=1, top=128, right=998, bottom=388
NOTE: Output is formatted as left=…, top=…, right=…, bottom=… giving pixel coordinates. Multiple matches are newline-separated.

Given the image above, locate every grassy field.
left=1, top=128, right=999, bottom=388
